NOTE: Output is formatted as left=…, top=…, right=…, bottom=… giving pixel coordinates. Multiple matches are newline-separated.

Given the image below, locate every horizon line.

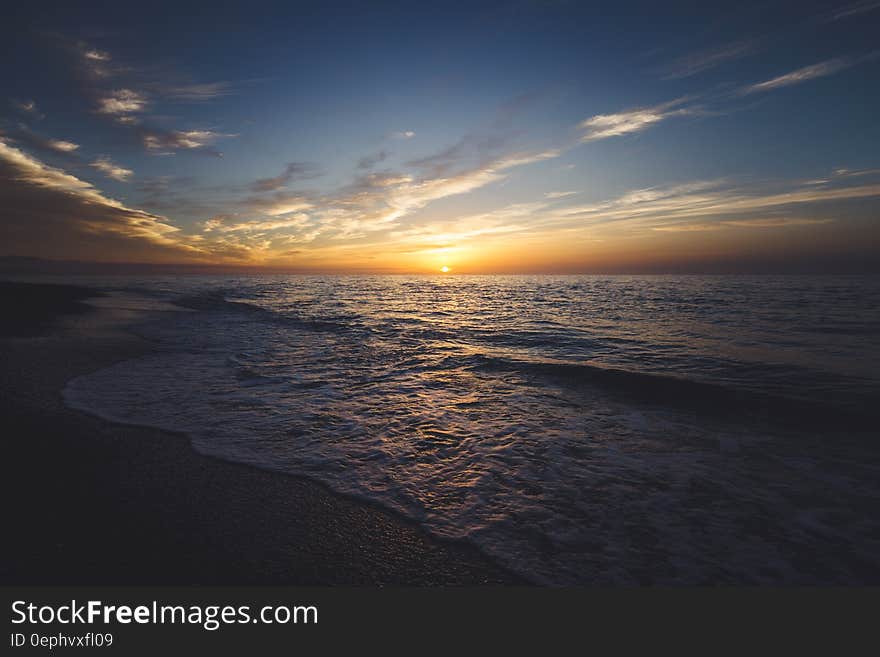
left=1, top=256, right=879, bottom=277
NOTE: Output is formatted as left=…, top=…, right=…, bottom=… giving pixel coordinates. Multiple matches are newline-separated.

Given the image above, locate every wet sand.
left=0, top=281, right=520, bottom=585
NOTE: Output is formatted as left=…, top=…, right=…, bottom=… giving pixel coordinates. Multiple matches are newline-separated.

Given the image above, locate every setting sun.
left=440, top=266, right=450, bottom=273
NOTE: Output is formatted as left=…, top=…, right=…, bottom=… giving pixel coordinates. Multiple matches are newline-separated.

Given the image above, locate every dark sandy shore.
left=0, top=281, right=519, bottom=585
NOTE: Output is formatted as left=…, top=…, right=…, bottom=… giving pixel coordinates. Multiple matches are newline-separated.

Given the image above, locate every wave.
left=173, top=289, right=361, bottom=335
left=170, top=287, right=880, bottom=432
left=465, top=353, right=880, bottom=431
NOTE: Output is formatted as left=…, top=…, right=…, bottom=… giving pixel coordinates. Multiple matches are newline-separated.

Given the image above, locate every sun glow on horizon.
left=440, top=265, right=450, bottom=273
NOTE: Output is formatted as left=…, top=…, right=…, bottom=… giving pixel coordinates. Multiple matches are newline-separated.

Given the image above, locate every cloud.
left=545, top=191, right=578, bottom=199
left=12, top=99, right=43, bottom=119
left=799, top=167, right=880, bottom=187
left=495, top=149, right=561, bottom=168
left=57, top=41, right=237, bottom=157
left=158, top=82, right=232, bottom=101
left=298, top=148, right=558, bottom=241
left=142, top=129, right=235, bottom=156
left=406, top=132, right=512, bottom=177
left=82, top=47, right=110, bottom=62
left=663, top=39, right=758, bottom=79
left=579, top=99, right=692, bottom=141
left=382, top=150, right=549, bottom=218
left=96, top=89, right=149, bottom=115
left=269, top=173, right=877, bottom=264
left=549, top=179, right=880, bottom=234
left=828, top=1, right=880, bottom=20
left=202, top=213, right=312, bottom=233
left=71, top=41, right=118, bottom=80
left=61, top=38, right=236, bottom=118
left=584, top=49, right=872, bottom=145
left=0, top=138, right=205, bottom=261
left=351, top=172, right=414, bottom=188
left=650, top=222, right=725, bottom=232
left=1, top=125, right=80, bottom=156
left=15, top=100, right=37, bottom=112
left=218, top=143, right=562, bottom=253
left=392, top=130, right=416, bottom=139
left=653, top=217, right=833, bottom=232
left=48, top=140, right=79, bottom=153
left=243, top=192, right=314, bottom=217
left=387, top=202, right=549, bottom=248
left=357, top=150, right=388, bottom=170
left=832, top=167, right=880, bottom=178
left=132, top=175, right=222, bottom=217
left=251, top=162, right=322, bottom=192
left=90, top=157, right=133, bottom=181
left=743, top=55, right=873, bottom=94
left=721, top=217, right=834, bottom=227
left=261, top=199, right=314, bottom=217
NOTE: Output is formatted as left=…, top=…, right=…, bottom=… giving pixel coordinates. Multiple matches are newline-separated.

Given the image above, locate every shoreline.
left=0, top=281, right=521, bottom=585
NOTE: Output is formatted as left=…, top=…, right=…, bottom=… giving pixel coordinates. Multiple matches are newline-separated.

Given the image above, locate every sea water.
left=61, top=274, right=880, bottom=584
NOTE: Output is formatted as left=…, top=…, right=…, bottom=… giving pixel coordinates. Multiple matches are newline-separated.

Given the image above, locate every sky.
left=1, top=0, right=879, bottom=273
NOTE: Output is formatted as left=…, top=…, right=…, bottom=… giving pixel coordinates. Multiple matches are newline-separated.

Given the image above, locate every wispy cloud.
left=653, top=217, right=833, bottom=232
left=833, top=167, right=880, bottom=178
left=722, top=217, right=834, bottom=227
left=250, top=195, right=313, bottom=217
left=71, top=40, right=118, bottom=80
left=2, top=125, right=80, bottom=156
left=251, top=162, right=322, bottom=192
left=12, top=99, right=43, bottom=119
left=0, top=138, right=200, bottom=260
left=579, top=99, right=692, bottom=141
left=142, top=129, right=236, bottom=156
left=96, top=88, right=149, bottom=116
left=549, top=179, right=880, bottom=235
left=59, top=41, right=237, bottom=155
left=392, top=130, right=416, bottom=139
left=545, top=191, right=578, bottom=199
left=202, top=213, right=312, bottom=233
left=331, top=176, right=871, bottom=264
left=406, top=131, right=521, bottom=178
left=48, top=139, right=79, bottom=153
left=82, top=48, right=110, bottom=62
left=743, top=55, right=874, bottom=94
left=158, top=82, right=232, bottom=101
left=588, top=50, right=873, bottom=143
left=662, top=39, right=758, bottom=79
left=827, top=1, right=880, bottom=20
left=385, top=202, right=549, bottom=251
left=216, top=145, right=562, bottom=253
left=91, top=156, right=133, bottom=181
left=357, top=150, right=388, bottom=170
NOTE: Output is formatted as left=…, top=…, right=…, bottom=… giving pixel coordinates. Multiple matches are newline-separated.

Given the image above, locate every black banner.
left=3, top=587, right=877, bottom=654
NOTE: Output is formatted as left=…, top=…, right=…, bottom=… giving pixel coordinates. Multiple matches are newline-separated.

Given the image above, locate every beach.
left=4, top=275, right=879, bottom=586
left=0, top=281, right=519, bottom=585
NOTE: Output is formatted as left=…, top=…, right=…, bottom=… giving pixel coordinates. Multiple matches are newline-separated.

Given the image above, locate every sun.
left=440, top=265, right=450, bottom=273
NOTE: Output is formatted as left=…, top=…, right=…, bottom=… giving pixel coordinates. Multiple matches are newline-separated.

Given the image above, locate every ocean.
left=60, top=274, right=880, bottom=584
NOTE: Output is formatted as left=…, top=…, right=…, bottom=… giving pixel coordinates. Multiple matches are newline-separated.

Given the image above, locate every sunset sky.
left=1, top=0, right=879, bottom=273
